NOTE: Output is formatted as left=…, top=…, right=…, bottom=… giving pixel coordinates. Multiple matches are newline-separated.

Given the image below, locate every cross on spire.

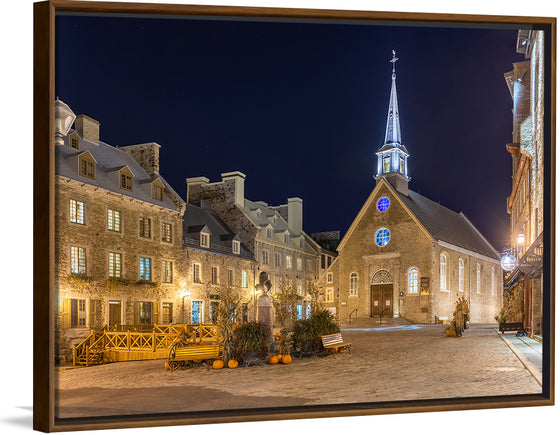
left=390, top=49, right=398, bottom=76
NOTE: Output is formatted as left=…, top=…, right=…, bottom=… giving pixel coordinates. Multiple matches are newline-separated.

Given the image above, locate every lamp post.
left=54, top=98, right=76, bottom=145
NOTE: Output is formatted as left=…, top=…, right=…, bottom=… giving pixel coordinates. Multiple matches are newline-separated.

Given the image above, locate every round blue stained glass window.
left=375, top=228, right=390, bottom=247
left=377, top=197, right=390, bottom=212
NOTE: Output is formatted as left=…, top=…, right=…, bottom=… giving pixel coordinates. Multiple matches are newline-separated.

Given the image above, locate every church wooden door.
left=371, top=284, right=393, bottom=318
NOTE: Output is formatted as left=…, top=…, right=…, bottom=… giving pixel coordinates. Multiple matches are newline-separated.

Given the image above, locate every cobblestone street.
left=55, top=324, right=542, bottom=419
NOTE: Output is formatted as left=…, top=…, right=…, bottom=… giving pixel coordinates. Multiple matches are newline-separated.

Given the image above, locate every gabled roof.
left=395, top=188, right=499, bottom=259
left=337, top=178, right=498, bottom=260
left=56, top=130, right=184, bottom=212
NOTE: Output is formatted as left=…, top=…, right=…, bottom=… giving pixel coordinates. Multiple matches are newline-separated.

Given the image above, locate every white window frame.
left=286, top=255, right=292, bottom=270
left=262, top=249, right=269, bottom=265
left=108, top=252, right=122, bottom=278
left=349, top=272, right=358, bottom=296
left=440, top=253, right=449, bottom=291
left=211, top=266, right=219, bottom=285
left=327, top=272, right=333, bottom=283
left=69, top=199, right=85, bottom=225
left=200, top=232, right=210, bottom=248
left=232, top=240, right=240, bottom=255
left=193, top=263, right=202, bottom=284
left=162, top=260, right=173, bottom=283
left=408, top=268, right=419, bottom=294
left=458, top=258, right=464, bottom=292
left=325, top=287, right=334, bottom=303
left=70, top=246, right=86, bottom=275
left=241, top=270, right=248, bottom=288
left=476, top=263, right=481, bottom=294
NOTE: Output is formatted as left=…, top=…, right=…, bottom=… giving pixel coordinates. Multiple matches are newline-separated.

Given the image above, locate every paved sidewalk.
left=497, top=331, right=542, bottom=386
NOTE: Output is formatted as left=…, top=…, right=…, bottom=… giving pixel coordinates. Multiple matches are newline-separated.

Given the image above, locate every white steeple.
left=375, top=50, right=410, bottom=195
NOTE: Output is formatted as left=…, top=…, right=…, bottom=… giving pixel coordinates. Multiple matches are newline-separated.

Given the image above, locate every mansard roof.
left=56, top=130, right=184, bottom=212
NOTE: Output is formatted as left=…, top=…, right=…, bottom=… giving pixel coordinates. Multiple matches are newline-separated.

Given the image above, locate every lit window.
left=65, top=298, right=87, bottom=328
left=139, top=217, right=151, bottom=238
left=286, top=256, right=292, bottom=270
left=399, top=156, right=404, bottom=173
left=79, top=157, right=95, bottom=179
left=108, top=209, right=121, bottom=232
left=383, top=155, right=391, bottom=173
left=297, top=280, right=303, bottom=295
left=349, top=272, right=358, bottom=296
left=325, top=288, right=334, bottom=303
left=377, top=197, right=390, bottom=212
left=375, top=228, right=390, bottom=247
left=162, top=222, right=172, bottom=243
left=69, top=199, right=85, bottom=224
left=440, top=254, right=448, bottom=290
left=193, top=263, right=201, bottom=283
left=139, top=257, right=151, bottom=281
left=241, top=271, right=248, bottom=288
left=458, top=259, right=464, bottom=292
left=476, top=263, right=481, bottom=294
left=200, top=233, right=210, bottom=248
left=108, top=252, right=122, bottom=278
left=162, top=260, right=173, bottom=283
left=70, top=246, right=86, bottom=275
left=233, top=240, right=240, bottom=255
left=408, top=268, right=419, bottom=294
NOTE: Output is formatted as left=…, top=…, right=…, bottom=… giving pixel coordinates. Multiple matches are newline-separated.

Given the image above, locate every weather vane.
left=390, top=49, right=399, bottom=74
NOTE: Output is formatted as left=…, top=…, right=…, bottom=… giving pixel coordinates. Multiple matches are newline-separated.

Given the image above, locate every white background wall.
left=1, top=0, right=558, bottom=434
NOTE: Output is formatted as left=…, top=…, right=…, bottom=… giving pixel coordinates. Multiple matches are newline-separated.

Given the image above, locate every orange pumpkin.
left=277, top=354, right=283, bottom=360
left=212, top=359, right=224, bottom=369
left=281, top=355, right=292, bottom=364
left=228, top=359, right=239, bottom=369
left=164, top=362, right=170, bottom=370
left=339, top=348, right=346, bottom=353
left=193, top=359, right=202, bottom=363
left=268, top=355, right=279, bottom=365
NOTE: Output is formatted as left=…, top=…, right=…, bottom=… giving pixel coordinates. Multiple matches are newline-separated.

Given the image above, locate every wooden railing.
left=73, top=324, right=221, bottom=366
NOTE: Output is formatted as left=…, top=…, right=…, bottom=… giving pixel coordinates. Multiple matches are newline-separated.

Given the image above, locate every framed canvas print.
left=33, top=0, right=556, bottom=432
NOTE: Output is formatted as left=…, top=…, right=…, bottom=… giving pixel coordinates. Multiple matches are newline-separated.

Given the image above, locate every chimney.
left=120, top=142, right=161, bottom=177
left=221, top=171, right=246, bottom=208
left=74, top=114, right=100, bottom=143
left=186, top=176, right=209, bottom=204
left=287, top=197, right=303, bottom=234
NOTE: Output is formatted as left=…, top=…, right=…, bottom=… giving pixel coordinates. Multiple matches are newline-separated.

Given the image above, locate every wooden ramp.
left=73, top=324, right=220, bottom=366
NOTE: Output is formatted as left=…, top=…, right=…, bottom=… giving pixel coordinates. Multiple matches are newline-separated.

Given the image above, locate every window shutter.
left=154, top=302, right=159, bottom=325
left=61, top=298, right=71, bottom=329
left=133, top=301, right=140, bottom=325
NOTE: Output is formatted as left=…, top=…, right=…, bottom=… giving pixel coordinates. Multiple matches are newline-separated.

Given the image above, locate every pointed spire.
left=384, top=50, right=402, bottom=145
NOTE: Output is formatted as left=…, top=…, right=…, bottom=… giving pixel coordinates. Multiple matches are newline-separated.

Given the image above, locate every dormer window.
left=232, top=240, right=240, bottom=255
left=152, top=179, right=165, bottom=201
left=69, top=132, right=80, bottom=150
left=78, top=152, right=96, bottom=180
left=119, top=167, right=134, bottom=191
left=284, top=234, right=290, bottom=244
left=200, top=233, right=210, bottom=248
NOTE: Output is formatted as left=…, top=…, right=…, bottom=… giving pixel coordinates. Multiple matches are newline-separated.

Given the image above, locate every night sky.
left=55, top=13, right=528, bottom=251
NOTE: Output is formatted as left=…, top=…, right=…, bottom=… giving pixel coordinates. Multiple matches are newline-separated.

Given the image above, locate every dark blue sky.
left=55, top=13, right=527, bottom=250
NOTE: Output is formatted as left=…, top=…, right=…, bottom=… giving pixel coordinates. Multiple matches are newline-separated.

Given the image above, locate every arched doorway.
left=371, top=269, right=393, bottom=318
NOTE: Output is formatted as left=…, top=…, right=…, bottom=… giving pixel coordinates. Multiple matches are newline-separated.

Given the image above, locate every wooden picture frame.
left=33, top=1, right=556, bottom=432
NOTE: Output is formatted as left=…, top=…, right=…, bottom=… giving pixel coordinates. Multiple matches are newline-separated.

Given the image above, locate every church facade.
left=317, top=52, right=502, bottom=325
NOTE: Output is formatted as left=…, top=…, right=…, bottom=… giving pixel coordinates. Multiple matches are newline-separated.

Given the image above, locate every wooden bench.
left=321, top=333, right=351, bottom=353
left=499, top=322, right=525, bottom=334
left=168, top=343, right=221, bottom=370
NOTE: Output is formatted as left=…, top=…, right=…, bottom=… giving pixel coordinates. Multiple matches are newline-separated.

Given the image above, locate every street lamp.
left=54, top=98, right=76, bottom=145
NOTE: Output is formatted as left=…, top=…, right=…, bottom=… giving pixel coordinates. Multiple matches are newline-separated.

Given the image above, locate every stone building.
left=54, top=100, right=188, bottom=363
left=317, top=53, right=502, bottom=325
left=503, top=30, right=545, bottom=336
left=186, top=172, right=321, bottom=320
left=182, top=203, right=257, bottom=324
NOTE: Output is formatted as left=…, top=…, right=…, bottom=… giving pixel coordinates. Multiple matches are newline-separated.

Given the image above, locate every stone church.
left=317, top=53, right=502, bottom=325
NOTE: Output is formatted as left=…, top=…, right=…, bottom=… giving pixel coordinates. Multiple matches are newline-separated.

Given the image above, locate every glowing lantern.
left=500, top=253, right=518, bottom=272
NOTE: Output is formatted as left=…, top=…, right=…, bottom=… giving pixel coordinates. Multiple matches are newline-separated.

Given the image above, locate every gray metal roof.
left=396, top=189, right=499, bottom=259
left=55, top=130, right=184, bottom=212
left=183, top=204, right=254, bottom=259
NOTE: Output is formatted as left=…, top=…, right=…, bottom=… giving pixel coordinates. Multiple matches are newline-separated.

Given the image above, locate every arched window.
left=440, top=254, right=448, bottom=290
left=349, top=273, right=358, bottom=296
left=491, top=266, right=496, bottom=295
left=476, top=263, right=481, bottom=294
left=408, top=268, right=419, bottom=294
left=458, top=258, right=464, bottom=292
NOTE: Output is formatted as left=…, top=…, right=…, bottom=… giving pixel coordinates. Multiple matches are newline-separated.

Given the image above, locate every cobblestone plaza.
left=55, top=324, right=542, bottom=419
